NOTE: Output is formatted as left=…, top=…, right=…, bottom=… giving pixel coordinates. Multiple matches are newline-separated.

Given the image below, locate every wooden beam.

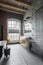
left=0, top=3, right=27, bottom=13
left=0, top=2, right=28, bottom=10
left=0, top=0, right=37, bottom=10
left=0, top=8, right=24, bottom=15
left=0, top=0, right=30, bottom=7
left=16, top=0, right=32, bottom=5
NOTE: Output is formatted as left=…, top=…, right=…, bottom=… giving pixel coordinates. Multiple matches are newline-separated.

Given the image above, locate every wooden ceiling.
left=16, top=0, right=32, bottom=5
left=0, top=0, right=32, bottom=14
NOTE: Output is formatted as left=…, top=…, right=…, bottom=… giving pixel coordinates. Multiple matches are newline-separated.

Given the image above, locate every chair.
left=4, top=48, right=10, bottom=57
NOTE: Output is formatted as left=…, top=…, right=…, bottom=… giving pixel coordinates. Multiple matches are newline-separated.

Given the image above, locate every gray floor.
left=0, top=44, right=43, bottom=65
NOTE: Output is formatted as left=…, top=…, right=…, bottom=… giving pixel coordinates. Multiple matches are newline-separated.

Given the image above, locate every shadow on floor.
left=21, top=43, right=43, bottom=61
left=0, top=57, right=9, bottom=65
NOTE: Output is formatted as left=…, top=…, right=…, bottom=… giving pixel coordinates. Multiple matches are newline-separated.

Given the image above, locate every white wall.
left=24, top=7, right=43, bottom=50
left=24, top=10, right=32, bottom=20
left=32, top=7, right=43, bottom=50
left=23, top=10, right=33, bottom=38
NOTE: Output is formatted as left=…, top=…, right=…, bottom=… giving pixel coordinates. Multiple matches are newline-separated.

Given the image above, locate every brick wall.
left=0, top=11, right=7, bottom=40
left=0, top=10, right=23, bottom=40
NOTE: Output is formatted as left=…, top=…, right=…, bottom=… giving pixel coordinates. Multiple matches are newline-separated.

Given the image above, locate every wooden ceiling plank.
left=0, top=0, right=37, bottom=10
left=0, top=8, right=24, bottom=15
left=0, top=1, right=28, bottom=10
left=0, top=0, right=30, bottom=8
left=16, top=0, right=31, bottom=5
left=0, top=3, right=27, bottom=13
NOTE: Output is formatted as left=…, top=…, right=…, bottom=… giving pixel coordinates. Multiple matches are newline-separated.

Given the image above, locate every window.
left=7, top=19, right=21, bottom=43
left=24, top=22, right=32, bottom=33
left=23, top=21, right=32, bottom=37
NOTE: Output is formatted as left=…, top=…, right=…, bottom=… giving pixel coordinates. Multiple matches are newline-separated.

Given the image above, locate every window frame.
left=7, top=18, right=21, bottom=42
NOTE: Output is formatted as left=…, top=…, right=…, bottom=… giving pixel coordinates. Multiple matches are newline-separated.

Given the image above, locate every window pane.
left=12, top=21, right=14, bottom=24
left=24, top=22, right=32, bottom=30
left=8, top=21, right=12, bottom=24
left=8, top=24, right=11, bottom=28
left=8, top=33, right=12, bottom=37
left=12, top=25, right=14, bottom=28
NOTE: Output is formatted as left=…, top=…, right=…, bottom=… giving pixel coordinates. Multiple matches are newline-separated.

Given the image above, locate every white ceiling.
left=31, top=0, right=43, bottom=9
left=24, top=0, right=43, bottom=20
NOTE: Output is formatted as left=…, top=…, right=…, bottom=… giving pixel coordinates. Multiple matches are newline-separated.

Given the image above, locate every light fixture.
left=26, top=17, right=31, bottom=19
left=24, top=19, right=26, bottom=21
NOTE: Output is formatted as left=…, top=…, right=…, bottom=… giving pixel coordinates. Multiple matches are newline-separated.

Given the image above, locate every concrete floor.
left=0, top=44, right=43, bottom=65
